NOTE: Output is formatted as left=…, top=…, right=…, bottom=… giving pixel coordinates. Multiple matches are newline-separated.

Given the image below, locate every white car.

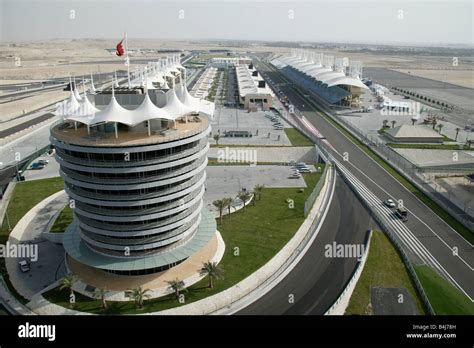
left=384, top=199, right=396, bottom=208
left=19, top=260, right=30, bottom=273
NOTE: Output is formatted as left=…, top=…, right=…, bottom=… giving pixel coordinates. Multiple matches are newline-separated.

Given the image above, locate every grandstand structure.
left=270, top=50, right=369, bottom=108
left=236, top=62, right=274, bottom=111
left=52, top=55, right=217, bottom=276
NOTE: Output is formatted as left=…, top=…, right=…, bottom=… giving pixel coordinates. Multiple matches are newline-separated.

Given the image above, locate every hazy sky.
left=1, top=0, right=472, bottom=45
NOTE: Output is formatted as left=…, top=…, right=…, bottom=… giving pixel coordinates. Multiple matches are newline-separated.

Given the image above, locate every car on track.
left=395, top=207, right=408, bottom=222
left=383, top=198, right=396, bottom=208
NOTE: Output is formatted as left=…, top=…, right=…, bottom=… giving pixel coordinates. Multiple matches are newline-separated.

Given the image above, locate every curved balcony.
left=54, top=139, right=207, bottom=168
left=65, top=172, right=206, bottom=205
left=74, top=185, right=204, bottom=217
left=55, top=143, right=209, bottom=174
left=74, top=189, right=204, bottom=222
left=59, top=156, right=206, bottom=186
left=79, top=217, right=199, bottom=246
left=76, top=203, right=202, bottom=237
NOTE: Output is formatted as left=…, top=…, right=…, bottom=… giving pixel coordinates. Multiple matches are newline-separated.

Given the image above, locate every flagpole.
left=125, top=32, right=131, bottom=88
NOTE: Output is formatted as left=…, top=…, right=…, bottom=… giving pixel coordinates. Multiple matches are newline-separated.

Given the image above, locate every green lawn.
left=272, top=69, right=474, bottom=244
left=346, top=231, right=426, bottom=315
left=388, top=143, right=462, bottom=150
left=43, top=171, right=325, bottom=314
left=50, top=206, right=73, bottom=233
left=0, top=177, right=65, bottom=243
left=284, top=128, right=314, bottom=147
left=414, top=265, right=474, bottom=315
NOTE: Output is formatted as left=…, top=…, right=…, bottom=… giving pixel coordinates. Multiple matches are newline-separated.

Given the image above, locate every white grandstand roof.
left=326, top=76, right=368, bottom=89
left=271, top=53, right=369, bottom=90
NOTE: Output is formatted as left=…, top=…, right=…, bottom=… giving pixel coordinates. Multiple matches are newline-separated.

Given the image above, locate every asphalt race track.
left=239, top=175, right=376, bottom=314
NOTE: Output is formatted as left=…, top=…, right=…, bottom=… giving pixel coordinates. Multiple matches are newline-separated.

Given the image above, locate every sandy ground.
left=1, top=89, right=70, bottom=121
left=393, top=69, right=474, bottom=89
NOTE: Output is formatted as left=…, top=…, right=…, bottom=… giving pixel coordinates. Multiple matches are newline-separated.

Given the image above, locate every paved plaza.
left=210, top=107, right=292, bottom=146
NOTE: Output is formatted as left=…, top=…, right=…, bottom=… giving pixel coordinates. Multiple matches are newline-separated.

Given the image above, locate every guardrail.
left=208, top=162, right=336, bottom=314
left=325, top=230, right=372, bottom=315
left=336, top=164, right=436, bottom=315
left=304, top=164, right=329, bottom=216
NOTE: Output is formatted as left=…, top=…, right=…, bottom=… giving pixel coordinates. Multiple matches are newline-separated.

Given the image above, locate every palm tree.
left=382, top=119, right=389, bottom=128
left=437, top=123, right=444, bottom=134
left=253, top=184, right=265, bottom=201
left=200, top=261, right=224, bottom=289
left=59, top=274, right=77, bottom=297
left=213, top=199, right=226, bottom=225
left=391, top=120, right=396, bottom=128
left=94, top=288, right=108, bottom=310
left=167, top=278, right=187, bottom=299
left=224, top=197, right=234, bottom=218
left=130, top=286, right=151, bottom=309
left=237, top=190, right=252, bottom=212
left=455, top=127, right=461, bottom=141
left=213, top=134, right=221, bottom=146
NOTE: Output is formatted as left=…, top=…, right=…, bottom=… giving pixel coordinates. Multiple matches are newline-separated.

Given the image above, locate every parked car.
left=38, top=159, right=49, bottom=165
left=383, top=198, right=396, bottom=208
left=18, top=260, right=30, bottom=273
left=30, top=162, right=45, bottom=170
left=297, top=167, right=312, bottom=173
left=289, top=172, right=301, bottom=179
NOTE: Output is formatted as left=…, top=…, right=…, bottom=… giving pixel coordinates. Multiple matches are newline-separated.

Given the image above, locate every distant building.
left=384, top=125, right=444, bottom=143
left=210, top=57, right=252, bottom=68
left=235, top=63, right=273, bottom=111
left=270, top=50, right=369, bottom=108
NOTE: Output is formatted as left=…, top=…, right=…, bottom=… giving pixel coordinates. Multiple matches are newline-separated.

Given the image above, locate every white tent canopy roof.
left=55, top=91, right=81, bottom=117
left=61, top=56, right=215, bottom=127
left=176, top=82, right=215, bottom=118
left=65, top=91, right=176, bottom=127
left=272, top=52, right=369, bottom=90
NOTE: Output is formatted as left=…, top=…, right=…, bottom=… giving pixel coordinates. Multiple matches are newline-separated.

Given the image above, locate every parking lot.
left=24, top=154, right=60, bottom=181
left=203, top=164, right=316, bottom=214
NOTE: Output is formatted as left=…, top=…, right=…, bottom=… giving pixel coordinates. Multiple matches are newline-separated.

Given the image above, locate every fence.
left=325, top=230, right=372, bottom=315
left=336, top=164, right=436, bottom=315
left=304, top=164, right=329, bottom=216
left=320, top=107, right=474, bottom=231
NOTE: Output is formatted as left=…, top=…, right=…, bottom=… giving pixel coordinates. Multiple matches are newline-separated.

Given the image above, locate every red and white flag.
left=116, top=39, right=125, bottom=56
